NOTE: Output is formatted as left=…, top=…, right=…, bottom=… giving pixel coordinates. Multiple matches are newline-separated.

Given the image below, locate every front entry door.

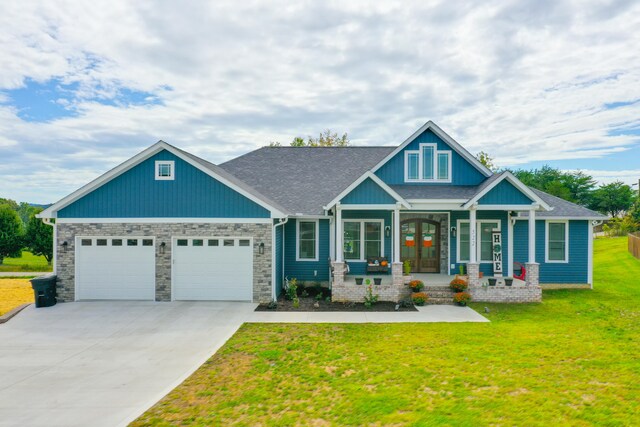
left=400, top=219, right=440, bottom=273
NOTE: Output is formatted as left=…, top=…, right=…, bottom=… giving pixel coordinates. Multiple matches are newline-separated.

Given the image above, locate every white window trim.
left=545, top=220, right=569, bottom=263
left=404, top=143, right=452, bottom=183
left=457, top=219, right=501, bottom=263
left=296, top=219, right=319, bottom=261
left=155, top=160, right=175, bottom=181
left=342, top=219, right=385, bottom=262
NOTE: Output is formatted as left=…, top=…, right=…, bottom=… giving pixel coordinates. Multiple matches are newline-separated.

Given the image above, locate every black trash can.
left=30, top=274, right=57, bottom=308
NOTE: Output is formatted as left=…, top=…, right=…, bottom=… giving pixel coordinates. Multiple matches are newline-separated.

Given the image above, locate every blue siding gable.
left=58, top=150, right=270, bottom=218
left=375, top=128, right=487, bottom=186
left=478, top=180, right=534, bottom=205
left=341, top=178, right=397, bottom=204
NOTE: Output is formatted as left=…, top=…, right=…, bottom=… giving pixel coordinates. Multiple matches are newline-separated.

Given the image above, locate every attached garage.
left=172, top=237, right=253, bottom=301
left=75, top=236, right=156, bottom=300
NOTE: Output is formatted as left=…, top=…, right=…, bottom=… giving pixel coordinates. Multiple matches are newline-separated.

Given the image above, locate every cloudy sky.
left=1, top=0, right=639, bottom=203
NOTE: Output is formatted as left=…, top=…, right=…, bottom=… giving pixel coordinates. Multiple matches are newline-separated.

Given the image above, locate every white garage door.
left=75, top=237, right=156, bottom=300
left=173, top=237, right=253, bottom=301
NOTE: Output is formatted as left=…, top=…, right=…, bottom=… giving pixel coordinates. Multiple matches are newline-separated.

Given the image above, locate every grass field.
left=0, top=279, right=34, bottom=316
left=132, top=237, right=638, bottom=425
left=0, top=251, right=52, bottom=272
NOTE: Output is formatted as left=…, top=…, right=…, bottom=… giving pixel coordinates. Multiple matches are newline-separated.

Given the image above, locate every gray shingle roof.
left=216, top=146, right=607, bottom=219
left=219, top=147, right=395, bottom=215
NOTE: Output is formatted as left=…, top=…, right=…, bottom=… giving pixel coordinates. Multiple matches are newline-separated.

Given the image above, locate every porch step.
left=417, top=286, right=456, bottom=305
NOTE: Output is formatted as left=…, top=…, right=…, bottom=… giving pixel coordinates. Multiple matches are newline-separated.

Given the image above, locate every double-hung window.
left=457, top=220, right=500, bottom=263
left=343, top=220, right=383, bottom=260
left=404, top=143, right=451, bottom=182
left=297, top=220, right=318, bottom=261
left=546, top=221, right=568, bottom=262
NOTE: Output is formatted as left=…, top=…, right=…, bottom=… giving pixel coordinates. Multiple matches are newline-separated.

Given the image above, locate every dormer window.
left=404, top=144, right=451, bottom=182
left=155, top=160, right=175, bottom=180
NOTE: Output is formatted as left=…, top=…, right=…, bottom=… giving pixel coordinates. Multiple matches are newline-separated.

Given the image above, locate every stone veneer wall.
left=470, top=285, right=542, bottom=303
left=400, top=213, right=449, bottom=273
left=56, top=222, right=272, bottom=303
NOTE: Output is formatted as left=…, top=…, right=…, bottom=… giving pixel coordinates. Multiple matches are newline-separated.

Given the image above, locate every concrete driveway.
left=0, top=301, right=256, bottom=427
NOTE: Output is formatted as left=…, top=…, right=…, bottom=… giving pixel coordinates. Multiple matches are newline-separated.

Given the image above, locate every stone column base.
left=525, top=263, right=539, bottom=287
left=467, top=262, right=480, bottom=287
left=392, top=262, right=403, bottom=286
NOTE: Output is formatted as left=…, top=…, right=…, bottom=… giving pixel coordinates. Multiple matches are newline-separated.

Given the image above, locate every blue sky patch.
left=2, top=78, right=164, bottom=123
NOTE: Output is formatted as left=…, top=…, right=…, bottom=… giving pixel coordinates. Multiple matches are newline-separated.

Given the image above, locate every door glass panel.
left=420, top=222, right=438, bottom=272
left=400, top=221, right=416, bottom=269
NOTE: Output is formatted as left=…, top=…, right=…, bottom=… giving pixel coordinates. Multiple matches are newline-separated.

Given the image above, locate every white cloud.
left=0, top=0, right=639, bottom=202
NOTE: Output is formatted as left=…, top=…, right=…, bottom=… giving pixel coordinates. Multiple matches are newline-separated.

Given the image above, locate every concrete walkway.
left=0, top=272, right=51, bottom=277
left=248, top=305, right=489, bottom=323
left=0, top=302, right=487, bottom=427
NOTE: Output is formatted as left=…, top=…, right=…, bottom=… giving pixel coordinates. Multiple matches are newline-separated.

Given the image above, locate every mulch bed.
left=256, top=296, right=417, bottom=312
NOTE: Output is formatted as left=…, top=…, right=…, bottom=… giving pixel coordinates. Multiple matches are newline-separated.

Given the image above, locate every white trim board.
left=370, top=120, right=493, bottom=177
left=545, top=220, right=570, bottom=263
left=56, top=217, right=274, bottom=224
left=403, top=143, right=452, bottom=183
left=38, top=141, right=288, bottom=219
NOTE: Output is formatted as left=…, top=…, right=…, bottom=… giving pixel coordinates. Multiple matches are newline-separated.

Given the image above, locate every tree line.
left=0, top=198, right=52, bottom=265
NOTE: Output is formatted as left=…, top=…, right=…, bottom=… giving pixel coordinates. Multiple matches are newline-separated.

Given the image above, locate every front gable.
left=57, top=149, right=270, bottom=218
left=341, top=178, right=398, bottom=205
left=374, top=124, right=490, bottom=186
left=478, top=180, right=535, bottom=205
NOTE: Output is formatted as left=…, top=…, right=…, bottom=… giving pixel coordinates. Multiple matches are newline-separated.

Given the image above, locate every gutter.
left=41, top=218, right=56, bottom=274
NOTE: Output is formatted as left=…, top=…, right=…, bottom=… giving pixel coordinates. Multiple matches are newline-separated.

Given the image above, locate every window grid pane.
left=344, top=222, right=361, bottom=260
left=548, top=223, right=566, bottom=261
left=480, top=222, right=499, bottom=262
left=422, top=146, right=434, bottom=179
left=437, top=153, right=449, bottom=180
left=364, top=222, right=381, bottom=258
left=407, top=153, right=419, bottom=180
left=298, top=221, right=316, bottom=259
left=459, top=222, right=470, bottom=261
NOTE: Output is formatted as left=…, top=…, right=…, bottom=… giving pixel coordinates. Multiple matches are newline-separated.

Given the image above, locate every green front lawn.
left=0, top=251, right=52, bottom=272
left=133, top=237, right=639, bottom=426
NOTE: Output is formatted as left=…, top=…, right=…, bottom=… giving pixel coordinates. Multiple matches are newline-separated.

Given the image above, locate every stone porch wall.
left=470, top=285, right=542, bottom=303
left=56, top=222, right=272, bottom=303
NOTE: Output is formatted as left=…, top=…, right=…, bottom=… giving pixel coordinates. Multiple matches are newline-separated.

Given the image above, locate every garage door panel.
left=173, top=237, right=253, bottom=301
left=76, top=237, right=155, bottom=301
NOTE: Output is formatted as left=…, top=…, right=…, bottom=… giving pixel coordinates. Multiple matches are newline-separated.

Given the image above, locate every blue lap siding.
left=374, top=129, right=487, bottom=186
left=513, top=219, right=589, bottom=283
left=58, top=150, right=270, bottom=218
left=283, top=219, right=330, bottom=283
left=478, top=180, right=534, bottom=205
left=341, top=178, right=397, bottom=204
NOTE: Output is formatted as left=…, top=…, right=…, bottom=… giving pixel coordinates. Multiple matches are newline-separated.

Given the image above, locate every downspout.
left=272, top=217, right=289, bottom=301
left=42, top=218, right=56, bottom=274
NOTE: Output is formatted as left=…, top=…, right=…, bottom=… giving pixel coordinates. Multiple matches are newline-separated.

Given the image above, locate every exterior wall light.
left=160, top=242, right=166, bottom=254
left=450, top=227, right=457, bottom=238
left=61, top=241, right=68, bottom=251
left=384, top=226, right=391, bottom=237
left=259, top=242, right=265, bottom=254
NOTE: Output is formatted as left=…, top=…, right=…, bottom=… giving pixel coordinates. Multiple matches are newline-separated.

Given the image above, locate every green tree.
left=511, top=166, right=596, bottom=205
left=270, top=130, right=350, bottom=147
left=25, top=209, right=53, bottom=264
left=476, top=151, right=497, bottom=171
left=17, top=202, right=38, bottom=225
left=0, top=204, right=24, bottom=264
left=589, top=181, right=635, bottom=218
left=0, top=198, right=18, bottom=211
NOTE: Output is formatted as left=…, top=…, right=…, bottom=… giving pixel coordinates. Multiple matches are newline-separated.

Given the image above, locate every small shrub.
left=325, top=296, right=331, bottom=302
left=399, top=298, right=413, bottom=308
left=292, top=297, right=300, bottom=308
left=267, top=300, right=278, bottom=310
left=285, top=278, right=298, bottom=301
left=363, top=285, right=379, bottom=308
left=411, top=292, right=428, bottom=306
left=315, top=293, right=323, bottom=301
left=300, top=288, right=309, bottom=298
left=450, top=277, right=468, bottom=293
left=408, top=280, right=424, bottom=292
left=365, top=278, right=372, bottom=286
left=453, top=291, right=472, bottom=306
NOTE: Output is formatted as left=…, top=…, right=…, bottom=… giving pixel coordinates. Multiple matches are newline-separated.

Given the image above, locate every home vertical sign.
left=492, top=230, right=503, bottom=277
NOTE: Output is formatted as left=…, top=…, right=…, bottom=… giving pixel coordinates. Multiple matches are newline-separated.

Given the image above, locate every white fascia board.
left=462, top=171, right=551, bottom=211
left=406, top=199, right=468, bottom=203
left=56, top=217, right=274, bottom=224
left=339, top=204, right=400, bottom=210
left=38, top=141, right=287, bottom=219
left=323, top=171, right=410, bottom=210
left=370, top=120, right=493, bottom=177
left=405, top=203, right=466, bottom=211
left=513, top=216, right=604, bottom=221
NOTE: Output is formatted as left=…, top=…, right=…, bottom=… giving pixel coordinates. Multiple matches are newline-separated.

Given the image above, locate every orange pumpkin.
left=380, top=260, right=388, bottom=267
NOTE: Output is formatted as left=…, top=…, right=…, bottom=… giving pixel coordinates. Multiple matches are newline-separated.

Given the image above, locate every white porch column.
left=329, top=212, right=335, bottom=260
left=469, top=208, right=477, bottom=263
left=335, top=204, right=343, bottom=262
left=528, top=208, right=536, bottom=263
left=393, top=205, right=400, bottom=263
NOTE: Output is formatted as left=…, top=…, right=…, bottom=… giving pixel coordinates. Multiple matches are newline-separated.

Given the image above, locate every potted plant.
left=408, top=279, right=424, bottom=292
left=505, top=278, right=513, bottom=286
left=459, top=264, right=466, bottom=275
left=411, top=292, right=429, bottom=306
left=449, top=277, right=468, bottom=293
left=374, top=277, right=382, bottom=285
left=488, top=278, right=497, bottom=286
left=355, top=277, right=364, bottom=285
left=453, top=291, right=471, bottom=306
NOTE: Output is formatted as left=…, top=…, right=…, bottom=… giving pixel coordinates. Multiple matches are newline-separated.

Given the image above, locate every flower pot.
left=355, top=278, right=363, bottom=285
left=374, top=278, right=382, bottom=285
left=505, top=278, right=513, bottom=286
left=488, top=278, right=497, bottom=286
left=479, top=272, right=484, bottom=278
